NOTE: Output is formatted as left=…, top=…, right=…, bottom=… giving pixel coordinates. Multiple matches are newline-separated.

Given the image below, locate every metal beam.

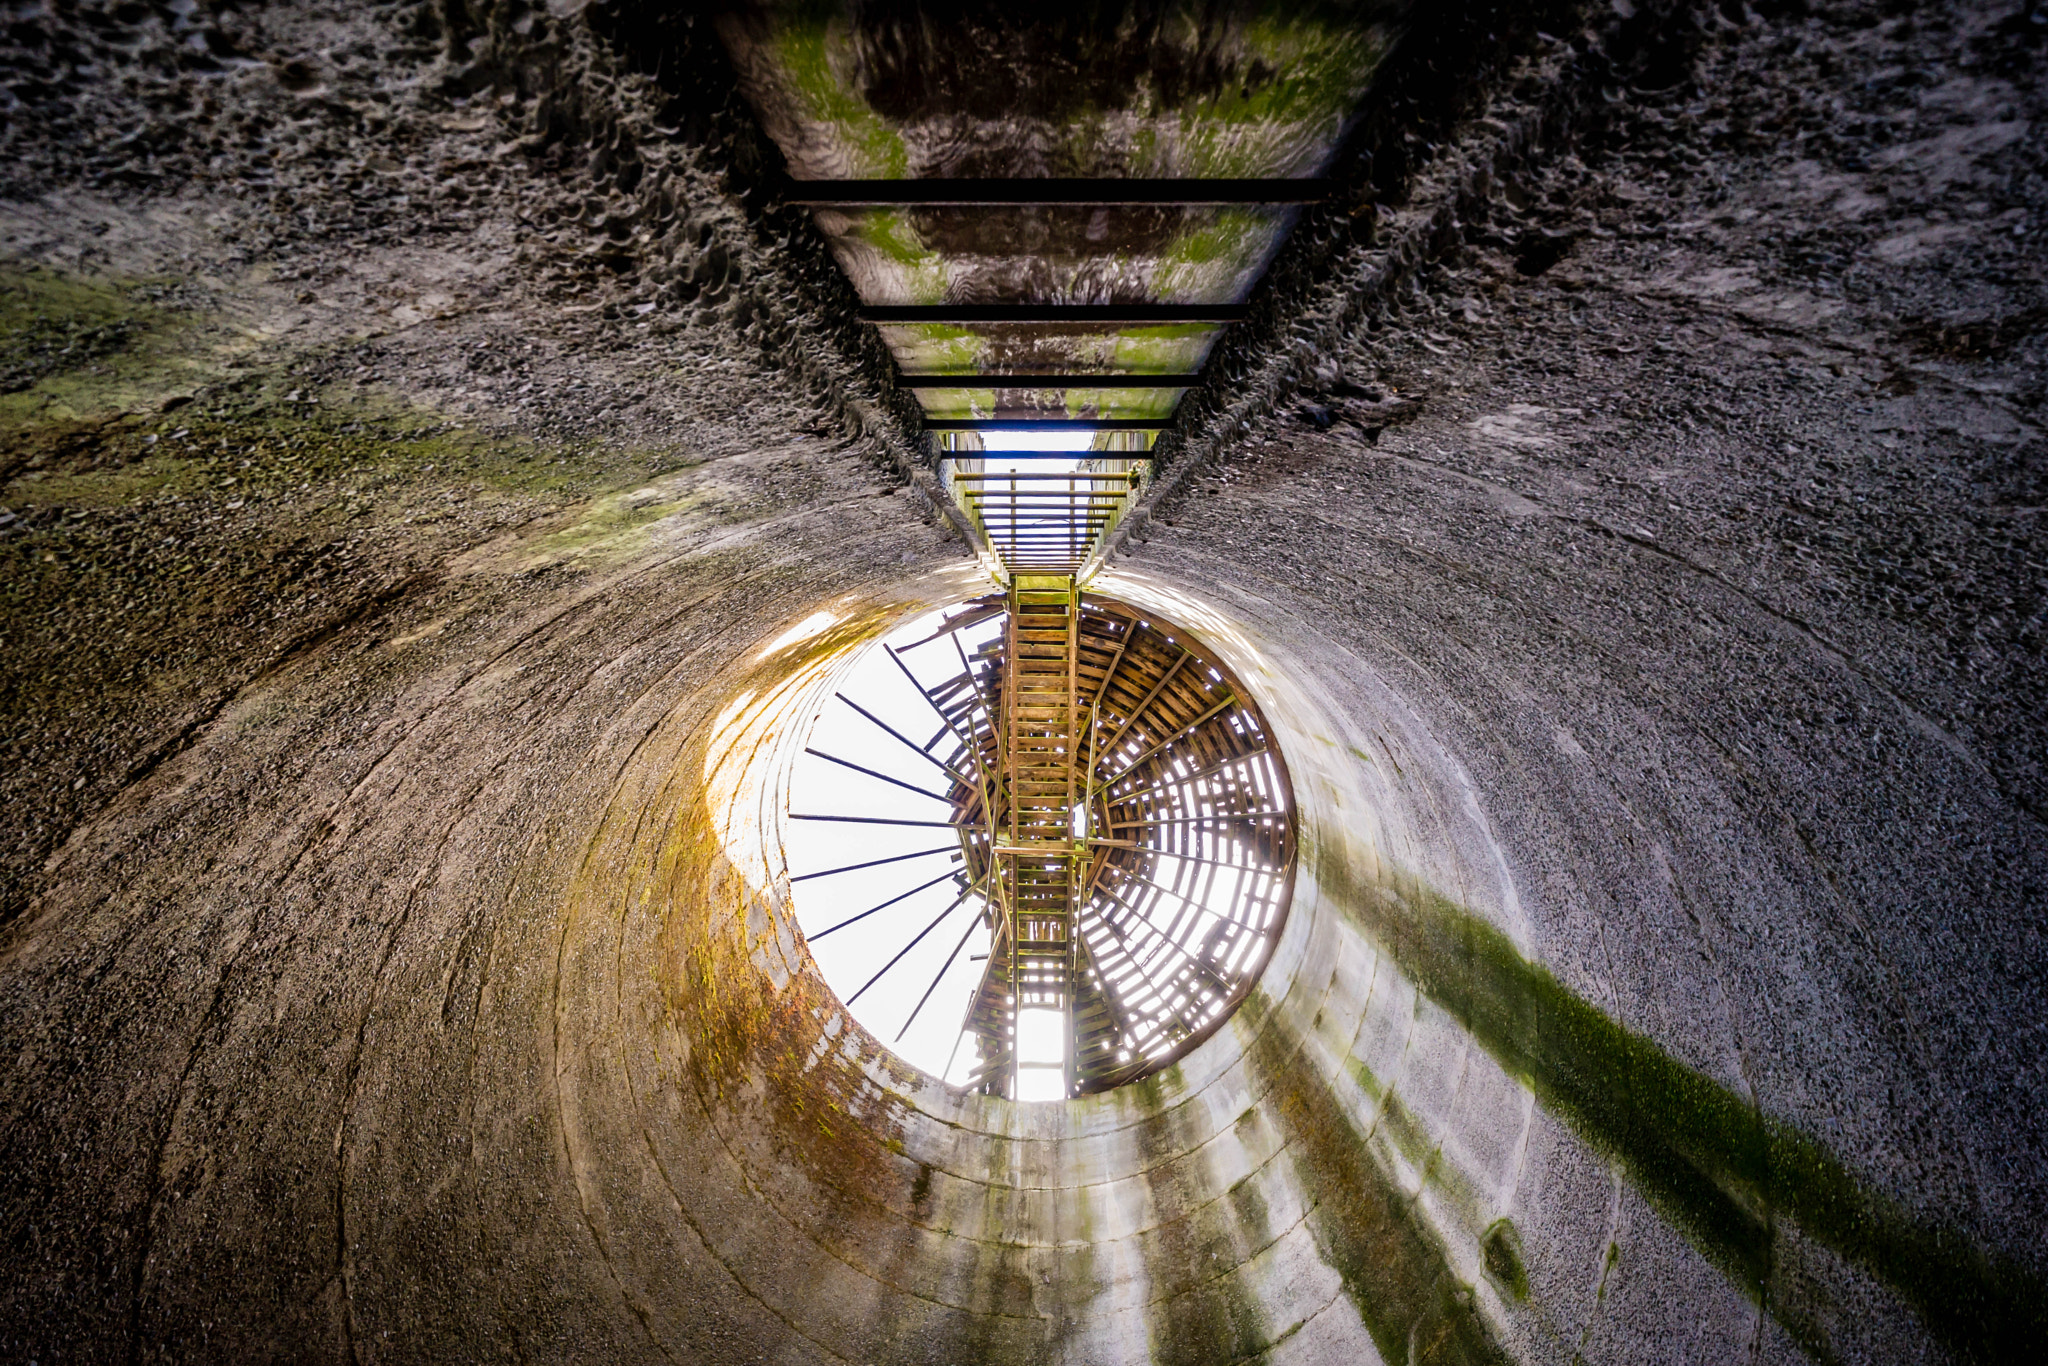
left=790, top=845, right=957, bottom=884
left=862, top=303, right=1246, bottom=325
left=939, top=455, right=1153, bottom=465
left=809, top=868, right=962, bottom=942
left=942, top=466, right=1155, bottom=479
left=925, top=417, right=1170, bottom=432
left=787, top=178, right=1330, bottom=206
left=900, top=374, right=1201, bottom=389
left=790, top=814, right=965, bottom=829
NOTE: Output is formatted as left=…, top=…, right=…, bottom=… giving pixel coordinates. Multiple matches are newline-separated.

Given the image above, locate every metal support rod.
left=790, top=845, right=956, bottom=883
left=786, top=177, right=1331, bottom=206
left=884, top=645, right=988, bottom=775
left=804, top=747, right=953, bottom=803
left=845, top=879, right=985, bottom=1007
left=895, top=909, right=985, bottom=1043
left=900, top=373, right=1200, bottom=389
left=790, top=814, right=966, bottom=828
left=810, top=869, right=962, bottom=942
left=863, top=303, right=1246, bottom=325
left=836, top=693, right=975, bottom=787
left=943, top=468, right=1147, bottom=477
left=924, top=418, right=1171, bottom=432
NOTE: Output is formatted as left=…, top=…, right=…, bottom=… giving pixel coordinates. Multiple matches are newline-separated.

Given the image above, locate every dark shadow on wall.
left=1308, top=845, right=2048, bottom=1364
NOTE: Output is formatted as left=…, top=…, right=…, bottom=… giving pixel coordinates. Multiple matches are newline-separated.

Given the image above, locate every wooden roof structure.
left=817, top=584, right=1295, bottom=1099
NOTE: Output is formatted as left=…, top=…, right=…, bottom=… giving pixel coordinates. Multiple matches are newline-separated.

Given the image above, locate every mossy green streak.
left=1314, top=845, right=2048, bottom=1363
left=1240, top=988, right=1512, bottom=1366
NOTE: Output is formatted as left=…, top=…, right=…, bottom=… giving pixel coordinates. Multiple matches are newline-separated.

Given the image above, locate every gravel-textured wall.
left=1, top=2, right=2042, bottom=1363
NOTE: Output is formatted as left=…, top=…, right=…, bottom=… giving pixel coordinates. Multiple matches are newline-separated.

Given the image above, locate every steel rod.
left=810, top=868, right=962, bottom=942
left=790, top=845, right=957, bottom=884
left=884, top=644, right=986, bottom=774
left=925, top=418, right=1171, bottom=432
left=790, top=814, right=966, bottom=828
left=895, top=909, right=985, bottom=1043
left=863, top=303, right=1246, bottom=325
left=787, top=178, right=1331, bottom=206
left=845, top=881, right=984, bottom=1007
left=943, top=467, right=1146, bottom=476
left=804, top=747, right=953, bottom=803
left=836, top=693, right=975, bottom=787
left=900, top=373, right=1201, bottom=389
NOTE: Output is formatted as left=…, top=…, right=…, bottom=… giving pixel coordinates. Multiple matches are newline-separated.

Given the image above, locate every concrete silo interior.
left=0, top=2, right=2043, bottom=1362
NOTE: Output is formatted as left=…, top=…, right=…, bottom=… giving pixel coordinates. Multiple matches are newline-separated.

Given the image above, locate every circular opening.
left=786, top=591, right=1297, bottom=1100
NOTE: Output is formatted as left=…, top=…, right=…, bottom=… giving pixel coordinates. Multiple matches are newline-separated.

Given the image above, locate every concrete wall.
left=1, top=1, right=2041, bottom=1363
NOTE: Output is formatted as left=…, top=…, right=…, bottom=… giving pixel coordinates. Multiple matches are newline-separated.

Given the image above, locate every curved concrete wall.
left=2, top=2, right=2041, bottom=1363
left=5, top=479, right=2031, bottom=1362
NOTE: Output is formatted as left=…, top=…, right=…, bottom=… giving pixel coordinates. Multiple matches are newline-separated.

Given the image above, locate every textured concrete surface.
left=1, top=1, right=2042, bottom=1363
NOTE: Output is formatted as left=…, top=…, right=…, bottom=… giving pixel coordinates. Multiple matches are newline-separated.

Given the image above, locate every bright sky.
left=786, top=603, right=1005, bottom=1086
left=787, top=428, right=1151, bottom=1094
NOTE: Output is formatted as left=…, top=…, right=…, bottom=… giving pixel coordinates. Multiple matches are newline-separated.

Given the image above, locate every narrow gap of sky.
left=971, top=427, right=1101, bottom=472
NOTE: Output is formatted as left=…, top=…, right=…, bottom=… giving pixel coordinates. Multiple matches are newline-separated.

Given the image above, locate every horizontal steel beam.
left=948, top=469, right=1143, bottom=477
left=941, top=455, right=1152, bottom=465
left=926, top=418, right=1170, bottom=432
left=958, top=497, right=1138, bottom=507
left=983, top=523, right=1116, bottom=532
left=899, top=373, right=1201, bottom=389
left=863, top=303, right=1246, bottom=325
left=963, top=502, right=1131, bottom=511
left=787, top=178, right=1330, bottom=206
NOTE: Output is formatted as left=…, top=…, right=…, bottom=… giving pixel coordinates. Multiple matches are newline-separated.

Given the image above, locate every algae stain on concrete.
left=1313, top=845, right=2048, bottom=1363
left=1480, top=1219, right=1529, bottom=1302
left=1131, top=1079, right=1274, bottom=1366
left=764, top=10, right=910, bottom=177
left=1240, top=988, right=1510, bottom=1366
left=0, top=267, right=197, bottom=422
left=1347, top=1056, right=1491, bottom=1239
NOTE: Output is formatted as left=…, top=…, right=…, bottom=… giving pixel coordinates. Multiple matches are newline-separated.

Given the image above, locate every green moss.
left=883, top=324, right=985, bottom=374
left=1135, top=1090, right=1274, bottom=1366
left=0, top=267, right=209, bottom=424
left=770, top=13, right=909, bottom=177
left=1062, top=387, right=1178, bottom=422
left=837, top=208, right=950, bottom=303
left=1346, top=1058, right=1489, bottom=1235
left=1240, top=988, right=1511, bottom=1366
left=1481, top=1220, right=1530, bottom=1302
left=1317, top=849, right=2048, bottom=1363
left=1151, top=208, right=1277, bottom=301
left=1171, top=17, right=1392, bottom=177
left=1109, top=325, right=1218, bottom=375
